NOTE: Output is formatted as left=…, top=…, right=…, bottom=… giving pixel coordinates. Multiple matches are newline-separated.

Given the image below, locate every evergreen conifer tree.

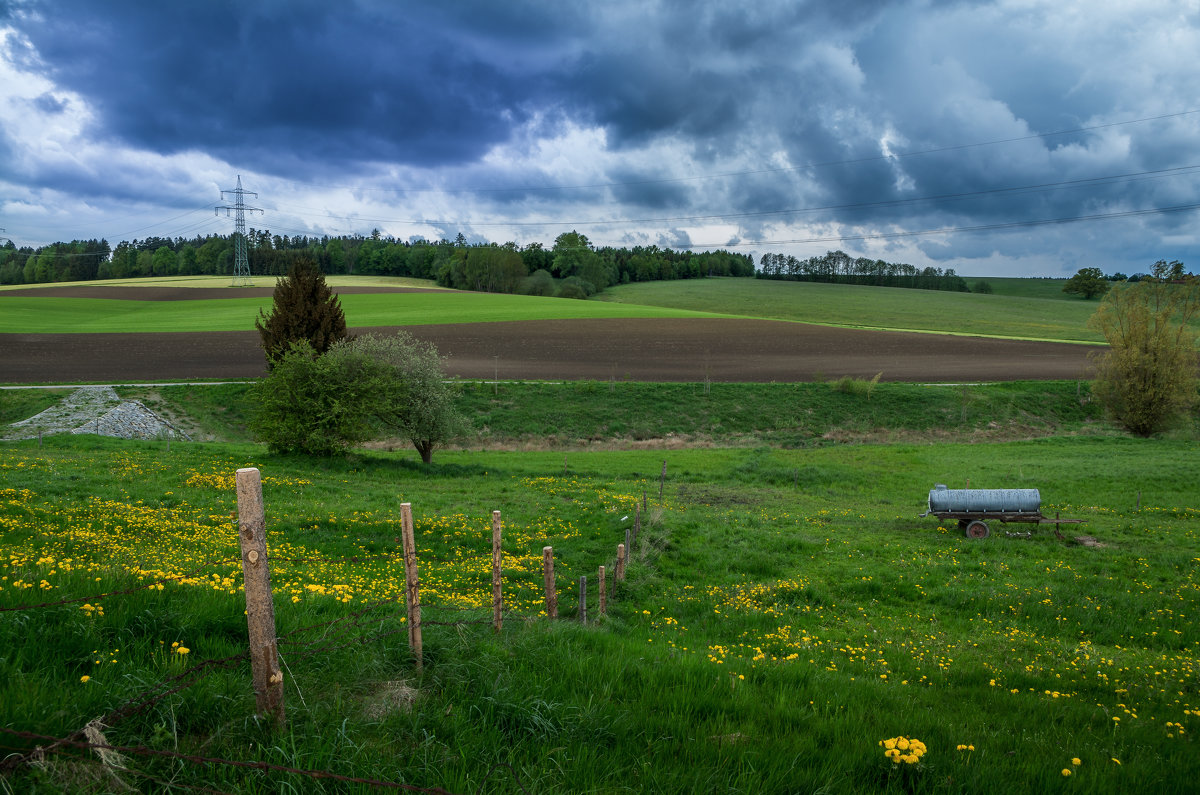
left=255, top=257, right=348, bottom=367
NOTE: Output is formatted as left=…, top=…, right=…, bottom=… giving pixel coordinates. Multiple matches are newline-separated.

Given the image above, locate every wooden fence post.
left=543, top=546, right=557, bottom=618
left=579, top=576, right=587, bottom=624
left=660, top=460, right=667, bottom=500
left=400, top=502, right=422, bottom=671
left=492, top=510, right=503, bottom=633
left=235, top=468, right=285, bottom=728
left=634, top=505, right=641, bottom=545
left=616, top=542, right=626, bottom=581
left=599, top=565, right=606, bottom=616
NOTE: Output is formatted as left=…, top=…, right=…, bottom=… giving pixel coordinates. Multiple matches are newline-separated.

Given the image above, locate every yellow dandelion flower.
left=80, top=675, right=90, bottom=683
left=176, top=646, right=190, bottom=655
left=1062, top=769, right=1072, bottom=777
left=1072, top=758, right=1081, bottom=766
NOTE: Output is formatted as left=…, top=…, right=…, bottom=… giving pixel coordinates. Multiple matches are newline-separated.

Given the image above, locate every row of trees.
left=0, top=230, right=754, bottom=297
left=1064, top=261, right=1193, bottom=300
left=757, top=250, right=972, bottom=292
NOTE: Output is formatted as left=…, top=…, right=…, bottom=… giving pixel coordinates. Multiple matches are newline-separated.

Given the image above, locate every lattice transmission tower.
left=216, top=176, right=263, bottom=287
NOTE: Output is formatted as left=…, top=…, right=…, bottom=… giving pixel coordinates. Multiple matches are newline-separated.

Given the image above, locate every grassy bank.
left=101, top=378, right=1112, bottom=448
left=1, top=436, right=1197, bottom=793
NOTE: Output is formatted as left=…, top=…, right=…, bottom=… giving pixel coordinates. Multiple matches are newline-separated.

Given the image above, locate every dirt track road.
left=1, top=318, right=1097, bottom=384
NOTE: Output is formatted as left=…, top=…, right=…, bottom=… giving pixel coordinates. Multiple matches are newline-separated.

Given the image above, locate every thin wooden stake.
left=400, top=502, right=422, bottom=671
left=659, top=460, right=667, bottom=500
left=579, top=575, right=587, bottom=624
left=616, top=542, right=626, bottom=581
left=492, top=510, right=503, bottom=633
left=235, top=468, right=285, bottom=728
left=1137, top=490, right=1141, bottom=510
left=599, top=565, right=606, bottom=616
left=543, top=546, right=557, bottom=618
left=634, top=505, right=641, bottom=545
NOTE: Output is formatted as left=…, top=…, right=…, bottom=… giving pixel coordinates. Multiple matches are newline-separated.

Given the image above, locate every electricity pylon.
left=216, top=176, right=263, bottom=287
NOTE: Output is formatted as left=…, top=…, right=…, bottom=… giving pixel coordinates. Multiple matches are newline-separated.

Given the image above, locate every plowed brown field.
left=2, top=320, right=1095, bottom=384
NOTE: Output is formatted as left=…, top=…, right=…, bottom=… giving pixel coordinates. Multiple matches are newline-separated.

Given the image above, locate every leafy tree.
left=1088, top=278, right=1200, bottom=436
left=152, top=245, right=176, bottom=276
left=552, top=230, right=612, bottom=291
left=1062, top=267, right=1110, bottom=299
left=255, top=257, right=348, bottom=367
left=972, top=280, right=993, bottom=294
left=352, top=332, right=464, bottom=464
left=249, top=341, right=398, bottom=456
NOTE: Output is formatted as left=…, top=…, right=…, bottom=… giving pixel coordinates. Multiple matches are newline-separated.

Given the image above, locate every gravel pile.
left=4, top=386, right=191, bottom=441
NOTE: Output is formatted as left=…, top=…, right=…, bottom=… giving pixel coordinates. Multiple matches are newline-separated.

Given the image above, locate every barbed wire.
left=0, top=727, right=460, bottom=793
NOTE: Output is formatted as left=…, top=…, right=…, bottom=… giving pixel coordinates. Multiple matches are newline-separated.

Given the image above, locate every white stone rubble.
left=4, top=386, right=191, bottom=441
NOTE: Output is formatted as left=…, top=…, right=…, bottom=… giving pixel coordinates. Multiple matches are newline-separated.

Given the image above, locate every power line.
left=267, top=162, right=1200, bottom=231
left=689, top=202, right=1200, bottom=249
left=261, top=108, right=1200, bottom=196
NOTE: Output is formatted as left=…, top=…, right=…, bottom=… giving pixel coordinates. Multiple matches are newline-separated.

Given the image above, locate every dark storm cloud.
left=4, top=0, right=1198, bottom=271
left=9, top=0, right=582, bottom=172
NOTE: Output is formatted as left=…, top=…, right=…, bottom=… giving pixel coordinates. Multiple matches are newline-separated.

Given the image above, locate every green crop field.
left=1, top=434, right=1197, bottom=793
left=0, top=289, right=726, bottom=334
left=597, top=277, right=1108, bottom=342
left=0, top=274, right=1122, bottom=342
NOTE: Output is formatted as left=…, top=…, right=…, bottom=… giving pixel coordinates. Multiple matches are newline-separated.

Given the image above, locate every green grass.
left=105, top=379, right=1113, bottom=449
left=0, top=291, right=727, bottom=334
left=0, top=388, right=71, bottom=424
left=1, top=435, right=1197, bottom=793
left=597, top=277, right=1107, bottom=342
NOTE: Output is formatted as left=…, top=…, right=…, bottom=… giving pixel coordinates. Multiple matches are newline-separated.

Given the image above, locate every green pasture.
left=0, top=290, right=725, bottom=334
left=1, top=434, right=1197, bottom=793
left=597, top=277, right=1107, bottom=342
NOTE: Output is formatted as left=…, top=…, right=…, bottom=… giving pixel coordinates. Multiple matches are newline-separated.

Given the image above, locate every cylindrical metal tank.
left=927, top=484, right=1041, bottom=514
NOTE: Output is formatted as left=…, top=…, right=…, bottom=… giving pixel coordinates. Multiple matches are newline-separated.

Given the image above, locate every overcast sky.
left=2, top=0, right=1198, bottom=276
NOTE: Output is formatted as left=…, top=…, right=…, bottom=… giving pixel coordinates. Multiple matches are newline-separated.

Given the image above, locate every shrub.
left=1088, top=279, right=1200, bottom=436
left=249, top=341, right=396, bottom=455
left=520, top=269, right=555, bottom=296
left=830, top=372, right=883, bottom=400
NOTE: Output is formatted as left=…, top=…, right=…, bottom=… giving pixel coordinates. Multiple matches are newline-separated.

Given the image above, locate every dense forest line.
left=0, top=229, right=994, bottom=298
left=0, top=230, right=754, bottom=298
left=757, top=250, right=973, bottom=291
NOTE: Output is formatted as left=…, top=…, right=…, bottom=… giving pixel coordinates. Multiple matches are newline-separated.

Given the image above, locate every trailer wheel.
left=965, top=520, right=990, bottom=539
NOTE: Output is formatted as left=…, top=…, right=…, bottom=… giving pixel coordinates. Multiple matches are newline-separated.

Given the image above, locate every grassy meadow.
left=1, top=434, right=1197, bottom=793
left=2, top=273, right=1199, bottom=792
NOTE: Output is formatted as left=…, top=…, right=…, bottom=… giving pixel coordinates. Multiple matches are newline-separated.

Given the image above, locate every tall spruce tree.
left=255, top=257, right=348, bottom=367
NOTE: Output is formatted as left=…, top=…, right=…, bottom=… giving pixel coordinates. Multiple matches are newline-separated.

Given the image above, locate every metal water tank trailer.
left=927, top=484, right=1041, bottom=515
